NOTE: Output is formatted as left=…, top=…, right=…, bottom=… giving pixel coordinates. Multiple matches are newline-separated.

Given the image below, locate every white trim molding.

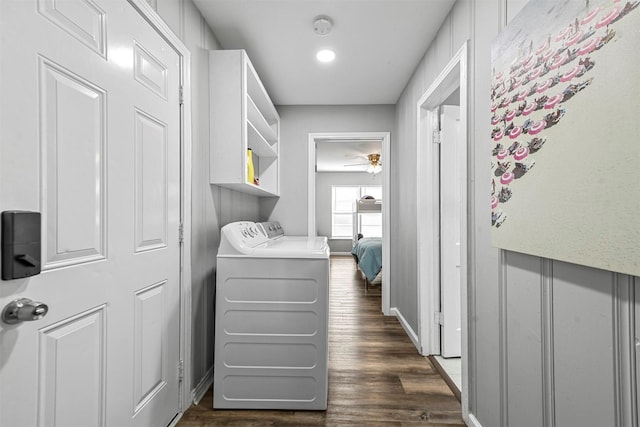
left=391, top=307, right=420, bottom=350
left=466, top=413, right=484, bottom=427
left=308, top=131, right=391, bottom=315
left=191, top=367, right=214, bottom=405
left=416, top=40, right=470, bottom=420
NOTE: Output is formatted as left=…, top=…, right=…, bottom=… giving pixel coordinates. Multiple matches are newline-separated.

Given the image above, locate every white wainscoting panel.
left=551, top=262, right=616, bottom=427
left=503, top=251, right=544, bottom=426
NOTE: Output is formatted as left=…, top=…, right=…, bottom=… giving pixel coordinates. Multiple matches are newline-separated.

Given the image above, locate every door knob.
left=2, top=297, right=48, bottom=324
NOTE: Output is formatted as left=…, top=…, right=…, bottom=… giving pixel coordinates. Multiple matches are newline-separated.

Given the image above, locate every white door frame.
left=416, top=41, right=469, bottom=412
left=129, top=0, right=193, bottom=413
left=307, top=131, right=390, bottom=315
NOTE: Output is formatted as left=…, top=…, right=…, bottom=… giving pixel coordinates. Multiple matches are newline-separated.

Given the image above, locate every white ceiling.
left=193, top=0, right=455, bottom=171
left=193, top=0, right=457, bottom=106
left=315, top=138, right=382, bottom=172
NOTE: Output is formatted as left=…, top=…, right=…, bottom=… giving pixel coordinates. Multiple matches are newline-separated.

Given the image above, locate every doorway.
left=416, top=42, right=469, bottom=409
left=307, top=132, right=390, bottom=315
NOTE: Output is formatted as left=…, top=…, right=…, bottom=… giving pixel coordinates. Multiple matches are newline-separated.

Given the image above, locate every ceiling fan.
left=344, top=153, right=382, bottom=174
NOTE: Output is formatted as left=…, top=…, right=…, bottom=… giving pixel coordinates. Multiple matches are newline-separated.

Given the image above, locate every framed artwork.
left=490, top=0, right=640, bottom=276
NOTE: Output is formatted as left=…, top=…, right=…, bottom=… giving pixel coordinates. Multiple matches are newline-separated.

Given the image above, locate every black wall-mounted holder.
left=1, top=211, right=42, bottom=280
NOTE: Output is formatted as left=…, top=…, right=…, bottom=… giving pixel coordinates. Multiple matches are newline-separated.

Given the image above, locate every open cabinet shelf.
left=209, top=49, right=280, bottom=197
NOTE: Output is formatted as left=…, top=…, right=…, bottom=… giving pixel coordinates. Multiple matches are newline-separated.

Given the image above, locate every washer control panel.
left=220, top=221, right=269, bottom=254
left=257, top=221, right=284, bottom=239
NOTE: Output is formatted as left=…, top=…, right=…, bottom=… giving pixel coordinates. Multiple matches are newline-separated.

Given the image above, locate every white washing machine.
left=214, top=221, right=330, bottom=410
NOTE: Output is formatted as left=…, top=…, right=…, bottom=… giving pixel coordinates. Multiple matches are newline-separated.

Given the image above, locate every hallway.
left=177, top=255, right=463, bottom=425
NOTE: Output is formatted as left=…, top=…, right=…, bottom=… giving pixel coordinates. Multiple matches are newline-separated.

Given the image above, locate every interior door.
left=0, top=1, right=182, bottom=426
left=439, top=104, right=462, bottom=358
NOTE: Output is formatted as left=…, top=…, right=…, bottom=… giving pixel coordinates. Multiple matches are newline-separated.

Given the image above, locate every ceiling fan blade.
left=343, top=162, right=368, bottom=166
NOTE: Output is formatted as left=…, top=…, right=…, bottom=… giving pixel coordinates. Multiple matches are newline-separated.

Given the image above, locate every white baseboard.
left=191, top=367, right=213, bottom=405
left=390, top=307, right=420, bottom=351
left=465, top=413, right=483, bottom=427
left=168, top=413, right=182, bottom=427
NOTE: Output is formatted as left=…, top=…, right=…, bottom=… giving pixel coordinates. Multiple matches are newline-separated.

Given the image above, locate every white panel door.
left=0, top=1, right=182, bottom=426
left=440, top=105, right=462, bottom=358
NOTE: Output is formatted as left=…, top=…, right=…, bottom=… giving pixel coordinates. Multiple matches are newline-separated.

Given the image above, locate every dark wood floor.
left=177, top=255, right=464, bottom=426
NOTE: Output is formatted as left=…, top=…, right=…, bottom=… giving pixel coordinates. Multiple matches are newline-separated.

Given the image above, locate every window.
left=331, top=185, right=382, bottom=238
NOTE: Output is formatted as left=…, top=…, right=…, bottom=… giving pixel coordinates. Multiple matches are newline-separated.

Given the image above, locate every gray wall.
left=155, top=1, right=639, bottom=425
left=260, top=105, right=395, bottom=234
left=153, top=0, right=261, bottom=398
left=390, top=0, right=476, bottom=344
left=315, top=171, right=380, bottom=253
left=393, top=0, right=640, bottom=426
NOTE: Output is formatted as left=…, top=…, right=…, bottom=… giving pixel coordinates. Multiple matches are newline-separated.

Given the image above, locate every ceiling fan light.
left=367, top=153, right=380, bottom=165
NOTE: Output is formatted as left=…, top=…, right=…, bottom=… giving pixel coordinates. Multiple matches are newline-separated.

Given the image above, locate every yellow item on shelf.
left=246, top=148, right=255, bottom=184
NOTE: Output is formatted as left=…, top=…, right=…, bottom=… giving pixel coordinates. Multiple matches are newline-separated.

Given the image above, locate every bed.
left=350, top=197, right=383, bottom=289
left=352, top=198, right=382, bottom=245
left=351, top=237, right=382, bottom=280
left=351, top=237, right=382, bottom=290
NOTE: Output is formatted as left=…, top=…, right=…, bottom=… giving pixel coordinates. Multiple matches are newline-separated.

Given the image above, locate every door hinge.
left=432, top=130, right=441, bottom=144
left=178, top=359, right=184, bottom=382
left=435, top=311, right=444, bottom=325
left=179, top=86, right=184, bottom=105
left=178, top=223, right=184, bottom=244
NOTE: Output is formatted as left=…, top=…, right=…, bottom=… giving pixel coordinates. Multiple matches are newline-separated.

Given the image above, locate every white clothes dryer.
left=214, top=221, right=330, bottom=410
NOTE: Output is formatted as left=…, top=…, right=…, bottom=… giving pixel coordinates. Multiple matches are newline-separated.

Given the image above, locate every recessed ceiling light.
left=316, top=49, right=335, bottom=63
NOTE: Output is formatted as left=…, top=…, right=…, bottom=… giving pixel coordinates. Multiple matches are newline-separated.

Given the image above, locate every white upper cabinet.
left=209, top=49, right=279, bottom=197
